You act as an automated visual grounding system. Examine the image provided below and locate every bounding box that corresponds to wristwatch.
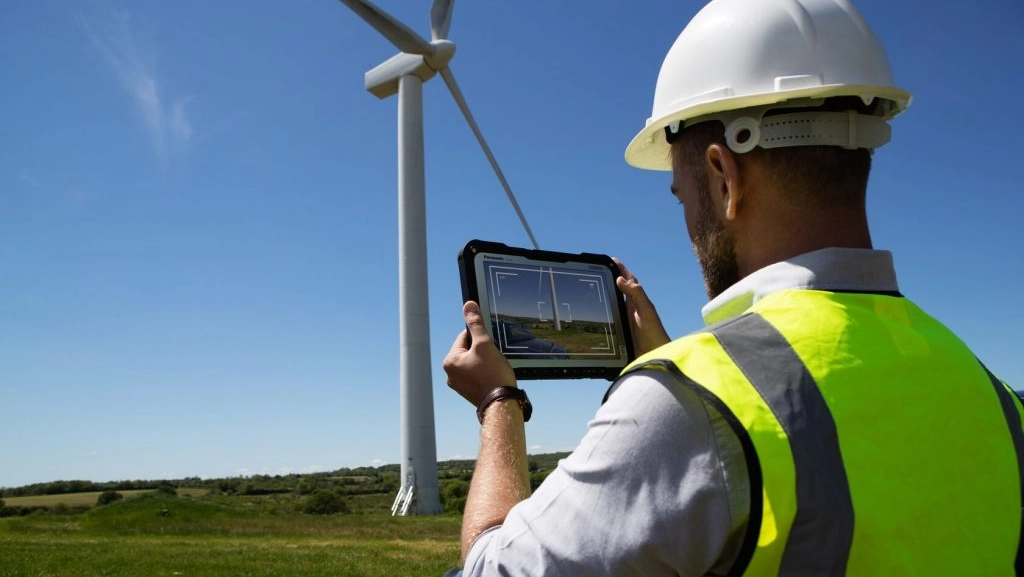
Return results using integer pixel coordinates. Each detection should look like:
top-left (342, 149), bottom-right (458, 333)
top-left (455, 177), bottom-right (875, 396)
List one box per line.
top-left (477, 386), bottom-right (532, 424)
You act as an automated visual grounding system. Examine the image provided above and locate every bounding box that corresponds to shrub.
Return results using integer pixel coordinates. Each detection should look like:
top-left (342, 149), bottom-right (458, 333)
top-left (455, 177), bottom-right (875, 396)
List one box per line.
top-left (153, 482), bottom-right (177, 496)
top-left (302, 490), bottom-right (350, 515)
top-left (97, 490), bottom-right (124, 506)
top-left (0, 505), bottom-right (48, 517)
top-left (441, 480), bottom-right (470, 514)
top-left (296, 478), bottom-right (316, 495)
top-left (529, 471), bottom-right (551, 491)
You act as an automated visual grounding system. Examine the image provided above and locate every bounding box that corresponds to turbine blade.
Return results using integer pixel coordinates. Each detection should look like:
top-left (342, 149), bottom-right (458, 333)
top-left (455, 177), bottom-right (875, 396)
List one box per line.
top-left (430, 0), bottom-right (454, 41)
top-left (336, 0), bottom-right (433, 56)
top-left (440, 66), bottom-right (540, 250)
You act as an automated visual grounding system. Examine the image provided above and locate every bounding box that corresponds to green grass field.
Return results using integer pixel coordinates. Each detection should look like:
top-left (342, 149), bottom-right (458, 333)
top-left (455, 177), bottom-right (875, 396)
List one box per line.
top-left (0, 492), bottom-right (461, 576)
top-left (2, 488), bottom-right (209, 508)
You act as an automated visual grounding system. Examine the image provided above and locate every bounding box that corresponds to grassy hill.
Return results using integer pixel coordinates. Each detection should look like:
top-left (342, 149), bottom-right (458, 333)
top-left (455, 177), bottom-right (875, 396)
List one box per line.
top-left (0, 453), bottom-right (572, 575)
top-left (2, 488), bottom-right (209, 509)
top-left (1, 491), bottom-right (462, 576)
top-left (0, 452), bottom-right (571, 508)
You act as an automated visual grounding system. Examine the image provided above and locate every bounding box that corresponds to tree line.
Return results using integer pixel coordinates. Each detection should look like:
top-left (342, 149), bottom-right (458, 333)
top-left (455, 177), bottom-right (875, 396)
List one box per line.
top-left (0, 452), bottom-right (571, 515)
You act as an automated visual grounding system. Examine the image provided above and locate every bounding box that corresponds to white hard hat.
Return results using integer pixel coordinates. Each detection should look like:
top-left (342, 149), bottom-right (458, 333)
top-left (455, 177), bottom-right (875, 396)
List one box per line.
top-left (625, 0), bottom-right (912, 171)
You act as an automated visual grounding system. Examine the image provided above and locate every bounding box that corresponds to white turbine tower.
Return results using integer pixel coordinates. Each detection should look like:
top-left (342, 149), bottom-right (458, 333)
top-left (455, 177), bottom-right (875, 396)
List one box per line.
top-left (334, 0), bottom-right (539, 515)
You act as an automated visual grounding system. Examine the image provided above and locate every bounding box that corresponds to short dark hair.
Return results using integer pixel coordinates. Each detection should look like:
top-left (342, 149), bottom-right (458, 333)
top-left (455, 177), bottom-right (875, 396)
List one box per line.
top-left (671, 98), bottom-right (875, 210)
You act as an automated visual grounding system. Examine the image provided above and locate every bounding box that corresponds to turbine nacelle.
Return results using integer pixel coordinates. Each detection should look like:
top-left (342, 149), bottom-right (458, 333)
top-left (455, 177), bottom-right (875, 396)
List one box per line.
top-left (362, 40), bottom-right (455, 100)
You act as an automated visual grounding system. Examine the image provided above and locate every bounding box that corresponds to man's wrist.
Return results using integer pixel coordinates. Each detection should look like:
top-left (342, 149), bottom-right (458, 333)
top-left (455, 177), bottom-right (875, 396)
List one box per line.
top-left (476, 386), bottom-right (532, 424)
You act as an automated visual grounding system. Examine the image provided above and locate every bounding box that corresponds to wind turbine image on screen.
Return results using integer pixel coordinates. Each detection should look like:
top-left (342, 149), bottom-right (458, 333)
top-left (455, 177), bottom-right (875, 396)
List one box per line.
top-left (334, 0), bottom-right (540, 515)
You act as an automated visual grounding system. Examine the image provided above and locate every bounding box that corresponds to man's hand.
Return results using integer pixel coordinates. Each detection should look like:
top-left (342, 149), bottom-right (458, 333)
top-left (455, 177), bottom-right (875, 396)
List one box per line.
top-left (444, 301), bottom-right (518, 407)
top-left (614, 258), bottom-right (671, 357)
top-left (445, 302), bottom-right (529, 562)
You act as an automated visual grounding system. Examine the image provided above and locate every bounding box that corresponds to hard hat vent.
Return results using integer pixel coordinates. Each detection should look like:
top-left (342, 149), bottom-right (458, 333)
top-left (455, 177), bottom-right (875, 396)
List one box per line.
top-left (719, 108), bottom-right (891, 153)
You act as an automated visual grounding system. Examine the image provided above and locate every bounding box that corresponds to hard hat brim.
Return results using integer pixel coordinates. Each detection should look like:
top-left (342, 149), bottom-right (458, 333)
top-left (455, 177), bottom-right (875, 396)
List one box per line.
top-left (624, 84), bottom-right (912, 171)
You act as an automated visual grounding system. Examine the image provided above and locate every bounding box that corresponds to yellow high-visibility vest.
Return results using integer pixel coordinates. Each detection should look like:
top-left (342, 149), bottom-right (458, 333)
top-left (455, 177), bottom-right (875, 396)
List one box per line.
top-left (623, 289), bottom-right (1024, 575)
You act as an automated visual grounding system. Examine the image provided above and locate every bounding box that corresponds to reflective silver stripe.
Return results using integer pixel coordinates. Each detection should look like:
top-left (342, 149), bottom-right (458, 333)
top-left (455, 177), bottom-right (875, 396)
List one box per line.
top-left (980, 365), bottom-right (1024, 573)
top-left (712, 313), bottom-right (853, 575)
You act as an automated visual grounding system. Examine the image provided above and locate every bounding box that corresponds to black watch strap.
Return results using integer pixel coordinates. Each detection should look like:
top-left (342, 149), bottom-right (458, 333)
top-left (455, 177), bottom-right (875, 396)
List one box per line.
top-left (477, 386), bottom-right (532, 424)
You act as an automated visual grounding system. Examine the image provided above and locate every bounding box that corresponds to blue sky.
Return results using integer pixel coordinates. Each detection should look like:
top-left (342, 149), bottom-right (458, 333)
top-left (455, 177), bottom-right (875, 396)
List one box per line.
top-left (2, 0), bottom-right (1022, 488)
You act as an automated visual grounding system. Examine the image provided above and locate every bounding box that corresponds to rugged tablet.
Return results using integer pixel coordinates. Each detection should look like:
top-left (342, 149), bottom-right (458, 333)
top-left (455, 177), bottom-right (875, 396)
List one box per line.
top-left (458, 240), bottom-right (634, 380)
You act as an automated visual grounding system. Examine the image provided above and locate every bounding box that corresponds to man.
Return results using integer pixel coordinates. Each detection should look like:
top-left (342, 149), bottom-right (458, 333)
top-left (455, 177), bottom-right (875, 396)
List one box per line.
top-left (443, 0), bottom-right (1024, 574)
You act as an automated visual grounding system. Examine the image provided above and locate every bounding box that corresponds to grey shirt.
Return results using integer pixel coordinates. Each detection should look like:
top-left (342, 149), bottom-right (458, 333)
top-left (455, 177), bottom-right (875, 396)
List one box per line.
top-left (463, 249), bottom-right (900, 577)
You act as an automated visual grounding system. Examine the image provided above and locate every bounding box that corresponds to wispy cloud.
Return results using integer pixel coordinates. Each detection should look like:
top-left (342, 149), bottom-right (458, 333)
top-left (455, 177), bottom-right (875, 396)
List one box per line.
top-left (79, 10), bottom-right (192, 163)
top-left (169, 96), bottom-right (194, 143)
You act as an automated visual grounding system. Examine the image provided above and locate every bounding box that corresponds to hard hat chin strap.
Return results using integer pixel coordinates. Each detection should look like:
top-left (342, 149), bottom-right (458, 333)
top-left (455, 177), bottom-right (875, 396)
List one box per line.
top-left (724, 110), bottom-right (891, 153)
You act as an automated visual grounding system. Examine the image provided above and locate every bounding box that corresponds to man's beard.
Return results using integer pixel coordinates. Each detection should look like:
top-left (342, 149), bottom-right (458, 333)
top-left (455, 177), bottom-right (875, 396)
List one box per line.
top-left (692, 172), bottom-right (740, 300)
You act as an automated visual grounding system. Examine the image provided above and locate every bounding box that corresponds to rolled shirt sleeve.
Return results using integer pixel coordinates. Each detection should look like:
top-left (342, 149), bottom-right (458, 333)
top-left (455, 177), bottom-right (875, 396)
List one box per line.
top-left (463, 369), bottom-right (750, 577)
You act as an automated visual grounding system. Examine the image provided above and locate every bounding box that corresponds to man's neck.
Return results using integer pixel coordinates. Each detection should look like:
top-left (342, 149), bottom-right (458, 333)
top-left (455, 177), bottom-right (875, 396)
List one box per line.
top-left (736, 209), bottom-right (872, 278)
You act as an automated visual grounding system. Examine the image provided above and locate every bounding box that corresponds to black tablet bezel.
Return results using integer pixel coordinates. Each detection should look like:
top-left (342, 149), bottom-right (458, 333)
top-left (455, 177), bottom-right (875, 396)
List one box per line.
top-left (458, 239), bottom-right (635, 380)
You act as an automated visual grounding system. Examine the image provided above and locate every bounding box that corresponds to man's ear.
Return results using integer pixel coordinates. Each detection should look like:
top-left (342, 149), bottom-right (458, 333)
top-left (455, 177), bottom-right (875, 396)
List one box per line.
top-left (706, 143), bottom-right (743, 221)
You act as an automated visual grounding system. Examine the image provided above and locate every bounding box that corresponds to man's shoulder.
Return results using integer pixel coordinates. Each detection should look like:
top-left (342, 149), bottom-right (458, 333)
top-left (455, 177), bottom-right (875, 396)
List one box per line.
top-left (621, 325), bottom-right (726, 376)
top-left (606, 360), bottom-right (726, 426)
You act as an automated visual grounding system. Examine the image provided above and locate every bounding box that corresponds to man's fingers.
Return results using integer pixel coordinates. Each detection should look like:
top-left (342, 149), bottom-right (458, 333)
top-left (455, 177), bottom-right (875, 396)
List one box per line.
top-left (444, 328), bottom-right (471, 387)
top-left (612, 257), bottom-right (632, 281)
top-left (616, 275), bottom-right (630, 292)
top-left (462, 301), bottom-right (491, 341)
top-left (617, 274), bottom-right (648, 303)
top-left (447, 328), bottom-right (470, 357)
top-left (613, 257), bottom-right (645, 299)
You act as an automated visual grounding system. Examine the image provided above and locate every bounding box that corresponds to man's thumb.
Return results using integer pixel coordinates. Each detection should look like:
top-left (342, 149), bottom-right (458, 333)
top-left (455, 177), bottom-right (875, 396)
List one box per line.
top-left (463, 301), bottom-right (488, 337)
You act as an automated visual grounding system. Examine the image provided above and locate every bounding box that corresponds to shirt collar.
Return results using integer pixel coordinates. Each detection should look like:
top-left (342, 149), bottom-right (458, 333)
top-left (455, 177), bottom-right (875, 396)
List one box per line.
top-left (701, 248), bottom-right (900, 325)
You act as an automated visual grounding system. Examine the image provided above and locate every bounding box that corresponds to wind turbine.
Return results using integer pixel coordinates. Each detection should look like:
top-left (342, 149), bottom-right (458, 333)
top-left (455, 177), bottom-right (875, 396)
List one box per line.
top-left (334, 0), bottom-right (539, 515)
